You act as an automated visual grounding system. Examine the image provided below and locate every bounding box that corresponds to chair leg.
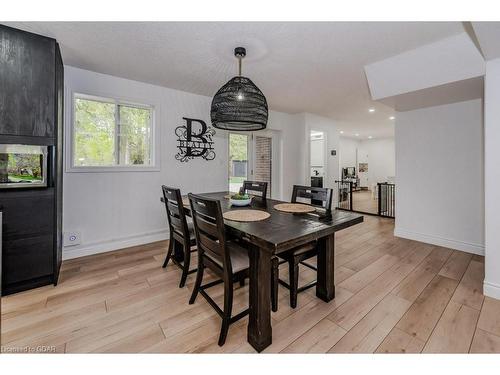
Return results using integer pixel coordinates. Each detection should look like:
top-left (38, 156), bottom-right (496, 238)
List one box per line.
top-left (189, 257), bottom-right (204, 304)
top-left (179, 240), bottom-right (191, 288)
top-left (162, 236), bottom-right (174, 268)
top-left (218, 278), bottom-right (233, 346)
top-left (289, 259), bottom-right (299, 309)
top-left (271, 257), bottom-right (279, 312)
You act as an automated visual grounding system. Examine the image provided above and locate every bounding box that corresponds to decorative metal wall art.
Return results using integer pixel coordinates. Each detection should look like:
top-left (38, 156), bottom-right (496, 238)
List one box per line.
top-left (175, 117), bottom-right (216, 162)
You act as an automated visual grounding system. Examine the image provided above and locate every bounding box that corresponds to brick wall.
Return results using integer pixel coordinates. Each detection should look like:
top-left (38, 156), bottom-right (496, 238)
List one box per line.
top-left (254, 136), bottom-right (272, 197)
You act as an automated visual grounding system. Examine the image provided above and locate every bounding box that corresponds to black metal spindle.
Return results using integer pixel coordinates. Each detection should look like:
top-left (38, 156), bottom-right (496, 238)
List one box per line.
top-left (377, 182), bottom-right (395, 219)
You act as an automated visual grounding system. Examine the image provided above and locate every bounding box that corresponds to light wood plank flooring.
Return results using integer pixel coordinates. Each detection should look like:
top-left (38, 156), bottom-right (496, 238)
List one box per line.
top-left (352, 190), bottom-right (378, 214)
top-left (1, 216), bottom-right (498, 353)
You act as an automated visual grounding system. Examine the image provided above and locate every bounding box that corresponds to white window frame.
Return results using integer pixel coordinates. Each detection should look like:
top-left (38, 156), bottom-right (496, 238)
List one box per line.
top-left (67, 92), bottom-right (159, 172)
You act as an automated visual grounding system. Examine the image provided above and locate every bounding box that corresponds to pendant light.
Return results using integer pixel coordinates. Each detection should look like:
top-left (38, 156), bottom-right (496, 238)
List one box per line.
top-left (210, 47), bottom-right (268, 131)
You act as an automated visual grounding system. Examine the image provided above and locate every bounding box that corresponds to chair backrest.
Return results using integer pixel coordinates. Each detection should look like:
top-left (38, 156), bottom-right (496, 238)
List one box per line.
top-left (188, 193), bottom-right (232, 274)
top-left (291, 185), bottom-right (333, 211)
top-left (162, 186), bottom-right (190, 240)
top-left (241, 180), bottom-right (268, 198)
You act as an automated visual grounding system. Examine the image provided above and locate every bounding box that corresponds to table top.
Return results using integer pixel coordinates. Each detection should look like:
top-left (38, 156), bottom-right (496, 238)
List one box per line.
top-left (163, 191), bottom-right (364, 254)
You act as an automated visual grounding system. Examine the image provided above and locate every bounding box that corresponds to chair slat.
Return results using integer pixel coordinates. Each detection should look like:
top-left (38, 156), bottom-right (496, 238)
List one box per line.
top-left (162, 185), bottom-right (190, 239)
top-left (241, 180), bottom-right (268, 198)
top-left (291, 185), bottom-right (332, 210)
top-left (167, 201), bottom-right (181, 216)
top-left (195, 215), bottom-right (220, 238)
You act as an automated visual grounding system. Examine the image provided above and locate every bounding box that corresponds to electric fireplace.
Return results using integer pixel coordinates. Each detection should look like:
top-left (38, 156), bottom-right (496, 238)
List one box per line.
top-left (0, 144), bottom-right (48, 189)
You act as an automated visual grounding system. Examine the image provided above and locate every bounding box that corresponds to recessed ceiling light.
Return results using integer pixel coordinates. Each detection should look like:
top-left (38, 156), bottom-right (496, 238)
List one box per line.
top-left (389, 116), bottom-right (395, 120)
top-left (355, 133), bottom-right (359, 137)
top-left (369, 108), bottom-right (375, 113)
top-left (368, 136), bottom-right (373, 139)
top-left (340, 130), bottom-right (344, 134)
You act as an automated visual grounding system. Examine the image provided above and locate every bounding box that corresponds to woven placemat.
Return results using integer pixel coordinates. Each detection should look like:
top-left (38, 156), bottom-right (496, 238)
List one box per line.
top-left (274, 203), bottom-right (316, 213)
top-left (223, 210), bottom-right (270, 222)
top-left (182, 197), bottom-right (190, 207)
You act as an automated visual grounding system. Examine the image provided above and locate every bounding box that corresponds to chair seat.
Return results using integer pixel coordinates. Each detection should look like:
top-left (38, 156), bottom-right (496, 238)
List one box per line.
top-left (204, 240), bottom-right (250, 273)
top-left (278, 241), bottom-right (316, 260)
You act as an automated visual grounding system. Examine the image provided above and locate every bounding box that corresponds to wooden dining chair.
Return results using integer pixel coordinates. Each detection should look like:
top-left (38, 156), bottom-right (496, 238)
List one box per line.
top-left (240, 180), bottom-right (268, 198)
top-left (277, 185), bottom-right (333, 308)
top-left (187, 193), bottom-right (251, 346)
top-left (161, 186), bottom-right (197, 288)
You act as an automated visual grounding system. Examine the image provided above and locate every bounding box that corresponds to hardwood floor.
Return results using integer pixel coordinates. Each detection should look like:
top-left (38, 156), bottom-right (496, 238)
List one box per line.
top-left (1, 215), bottom-right (498, 353)
top-left (352, 190), bottom-right (378, 214)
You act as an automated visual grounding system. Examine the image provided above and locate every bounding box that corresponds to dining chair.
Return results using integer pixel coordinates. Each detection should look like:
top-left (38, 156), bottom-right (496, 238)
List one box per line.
top-left (188, 193), bottom-right (278, 346)
top-left (187, 193), bottom-right (250, 346)
top-left (161, 186), bottom-right (197, 288)
top-left (277, 185), bottom-right (333, 308)
top-left (240, 180), bottom-right (268, 198)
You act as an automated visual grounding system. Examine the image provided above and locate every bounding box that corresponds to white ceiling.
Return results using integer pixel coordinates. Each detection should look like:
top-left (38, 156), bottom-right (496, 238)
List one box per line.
top-left (472, 22), bottom-right (500, 61)
top-left (5, 22), bottom-right (467, 138)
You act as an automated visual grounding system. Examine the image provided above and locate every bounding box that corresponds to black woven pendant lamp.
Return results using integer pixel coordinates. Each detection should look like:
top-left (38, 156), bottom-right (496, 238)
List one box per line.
top-left (211, 47), bottom-right (268, 131)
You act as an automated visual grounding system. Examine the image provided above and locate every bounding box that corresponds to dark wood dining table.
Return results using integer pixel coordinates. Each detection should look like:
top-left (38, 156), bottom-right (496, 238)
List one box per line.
top-left (161, 191), bottom-right (363, 352)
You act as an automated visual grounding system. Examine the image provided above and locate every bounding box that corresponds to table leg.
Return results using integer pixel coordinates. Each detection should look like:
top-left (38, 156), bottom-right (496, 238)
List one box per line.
top-left (248, 245), bottom-right (272, 352)
top-left (316, 233), bottom-right (336, 302)
top-left (173, 238), bottom-right (184, 263)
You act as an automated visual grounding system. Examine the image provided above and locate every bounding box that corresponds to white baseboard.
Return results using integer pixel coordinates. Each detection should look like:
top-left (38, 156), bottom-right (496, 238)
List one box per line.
top-left (394, 227), bottom-right (485, 256)
top-left (484, 281), bottom-right (500, 300)
top-left (62, 229), bottom-right (169, 260)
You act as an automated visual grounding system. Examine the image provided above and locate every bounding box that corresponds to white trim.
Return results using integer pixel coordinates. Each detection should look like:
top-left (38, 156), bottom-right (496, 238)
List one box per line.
top-left (483, 281), bottom-right (500, 300)
top-left (62, 229), bottom-right (168, 260)
top-left (394, 227), bottom-right (485, 255)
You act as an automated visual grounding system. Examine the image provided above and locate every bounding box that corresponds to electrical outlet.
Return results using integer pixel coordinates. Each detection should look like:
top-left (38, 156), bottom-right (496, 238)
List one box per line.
top-left (64, 232), bottom-right (81, 247)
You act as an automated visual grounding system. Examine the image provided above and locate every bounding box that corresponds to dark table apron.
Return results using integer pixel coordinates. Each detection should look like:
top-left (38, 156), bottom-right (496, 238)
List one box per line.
top-left (161, 191), bottom-right (363, 352)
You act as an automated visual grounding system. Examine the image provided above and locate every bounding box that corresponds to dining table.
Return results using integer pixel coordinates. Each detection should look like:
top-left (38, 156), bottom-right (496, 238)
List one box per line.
top-left (161, 191), bottom-right (363, 352)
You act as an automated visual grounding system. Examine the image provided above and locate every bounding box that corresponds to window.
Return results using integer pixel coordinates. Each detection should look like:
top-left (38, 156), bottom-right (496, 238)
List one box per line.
top-left (72, 94), bottom-right (154, 169)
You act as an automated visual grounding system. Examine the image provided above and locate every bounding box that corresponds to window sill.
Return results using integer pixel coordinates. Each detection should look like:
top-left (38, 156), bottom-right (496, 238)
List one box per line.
top-left (66, 166), bottom-right (160, 173)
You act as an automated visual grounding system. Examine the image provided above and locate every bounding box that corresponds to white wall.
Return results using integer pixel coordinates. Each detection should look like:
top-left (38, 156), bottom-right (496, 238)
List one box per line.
top-left (358, 138), bottom-right (395, 186)
top-left (339, 137), bottom-right (395, 187)
top-left (394, 99), bottom-right (484, 255)
top-left (265, 110), bottom-right (306, 201)
top-left (63, 67), bottom-right (306, 259)
top-left (484, 58), bottom-right (500, 299)
top-left (339, 137), bottom-right (358, 171)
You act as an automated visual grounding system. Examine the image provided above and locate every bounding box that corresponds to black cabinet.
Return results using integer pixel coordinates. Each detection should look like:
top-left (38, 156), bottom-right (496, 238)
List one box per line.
top-left (0, 26), bottom-right (56, 138)
top-left (1, 189), bottom-right (55, 239)
top-left (3, 235), bottom-right (54, 285)
top-left (0, 25), bottom-right (63, 295)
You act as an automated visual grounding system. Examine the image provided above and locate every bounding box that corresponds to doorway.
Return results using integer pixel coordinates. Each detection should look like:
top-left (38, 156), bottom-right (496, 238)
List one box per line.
top-left (310, 130), bottom-right (326, 191)
top-left (337, 136), bottom-right (395, 217)
top-left (228, 132), bottom-right (274, 197)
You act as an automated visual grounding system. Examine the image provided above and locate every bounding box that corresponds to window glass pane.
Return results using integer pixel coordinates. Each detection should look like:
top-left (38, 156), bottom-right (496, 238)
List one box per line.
top-left (119, 105), bottom-right (152, 165)
top-left (228, 133), bottom-right (248, 193)
top-left (74, 98), bottom-right (116, 166)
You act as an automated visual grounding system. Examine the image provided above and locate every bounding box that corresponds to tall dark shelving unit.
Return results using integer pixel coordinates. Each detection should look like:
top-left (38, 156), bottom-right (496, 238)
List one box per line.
top-left (0, 25), bottom-right (64, 295)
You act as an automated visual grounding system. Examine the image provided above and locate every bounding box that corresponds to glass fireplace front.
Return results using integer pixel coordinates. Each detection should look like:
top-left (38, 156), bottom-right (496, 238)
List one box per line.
top-left (0, 144), bottom-right (48, 189)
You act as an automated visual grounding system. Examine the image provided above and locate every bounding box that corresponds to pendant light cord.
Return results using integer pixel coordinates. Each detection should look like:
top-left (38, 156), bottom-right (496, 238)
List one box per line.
top-left (238, 56), bottom-right (242, 76)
